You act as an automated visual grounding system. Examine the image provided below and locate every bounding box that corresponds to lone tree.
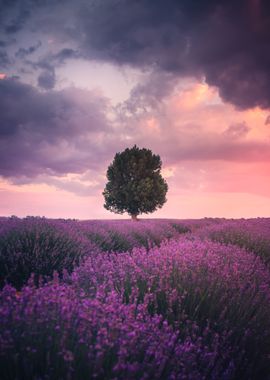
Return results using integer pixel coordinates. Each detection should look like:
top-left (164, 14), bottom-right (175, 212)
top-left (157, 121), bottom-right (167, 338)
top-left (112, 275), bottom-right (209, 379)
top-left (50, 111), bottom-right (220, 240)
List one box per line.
top-left (103, 145), bottom-right (168, 220)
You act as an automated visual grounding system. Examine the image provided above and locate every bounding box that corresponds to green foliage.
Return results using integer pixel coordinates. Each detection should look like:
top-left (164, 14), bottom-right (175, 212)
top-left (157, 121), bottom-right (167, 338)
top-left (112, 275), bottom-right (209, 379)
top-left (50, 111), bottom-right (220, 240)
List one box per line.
top-left (103, 145), bottom-right (168, 217)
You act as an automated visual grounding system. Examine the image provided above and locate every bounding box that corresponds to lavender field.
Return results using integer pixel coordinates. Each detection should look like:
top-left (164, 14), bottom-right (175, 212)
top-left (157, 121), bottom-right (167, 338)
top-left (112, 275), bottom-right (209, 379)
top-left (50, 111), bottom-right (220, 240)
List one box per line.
top-left (1, 217), bottom-right (270, 380)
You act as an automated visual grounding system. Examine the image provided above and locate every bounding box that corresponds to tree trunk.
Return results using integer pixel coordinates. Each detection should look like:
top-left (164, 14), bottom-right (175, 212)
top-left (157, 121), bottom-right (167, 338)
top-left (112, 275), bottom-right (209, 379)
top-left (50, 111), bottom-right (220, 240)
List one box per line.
top-left (131, 214), bottom-right (138, 221)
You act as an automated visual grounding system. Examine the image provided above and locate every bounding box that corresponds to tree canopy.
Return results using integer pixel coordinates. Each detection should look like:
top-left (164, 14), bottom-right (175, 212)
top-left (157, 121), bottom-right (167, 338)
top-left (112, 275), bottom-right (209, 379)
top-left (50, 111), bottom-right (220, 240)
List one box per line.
top-left (103, 145), bottom-right (168, 220)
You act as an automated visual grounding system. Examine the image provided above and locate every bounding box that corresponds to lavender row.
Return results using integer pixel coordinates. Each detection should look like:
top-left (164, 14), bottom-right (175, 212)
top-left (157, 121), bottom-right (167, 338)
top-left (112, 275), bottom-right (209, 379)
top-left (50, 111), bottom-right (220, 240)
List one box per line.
top-left (1, 237), bottom-right (270, 379)
top-left (197, 218), bottom-right (270, 265)
top-left (77, 219), bottom-right (191, 252)
top-left (0, 217), bottom-right (98, 289)
top-left (0, 217), bottom-right (191, 289)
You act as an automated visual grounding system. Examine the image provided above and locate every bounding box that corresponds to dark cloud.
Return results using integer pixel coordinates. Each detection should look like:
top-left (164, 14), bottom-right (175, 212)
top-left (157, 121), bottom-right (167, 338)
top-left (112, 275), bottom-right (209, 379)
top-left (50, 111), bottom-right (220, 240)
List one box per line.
top-left (54, 48), bottom-right (80, 64)
top-left (77, 0), bottom-right (270, 109)
top-left (0, 0), bottom-right (270, 199)
top-left (37, 68), bottom-right (56, 89)
top-left (24, 48), bottom-right (80, 89)
top-left (0, 0), bottom-right (48, 35)
top-left (1, 0), bottom-right (269, 110)
top-left (0, 50), bottom-right (10, 68)
top-left (78, 0), bottom-right (189, 68)
top-left (116, 71), bottom-right (176, 118)
top-left (0, 78), bottom-right (112, 178)
top-left (4, 8), bottom-right (31, 34)
top-left (0, 76), bottom-right (269, 197)
top-left (86, 0), bottom-right (262, 111)
top-left (15, 41), bottom-right (41, 59)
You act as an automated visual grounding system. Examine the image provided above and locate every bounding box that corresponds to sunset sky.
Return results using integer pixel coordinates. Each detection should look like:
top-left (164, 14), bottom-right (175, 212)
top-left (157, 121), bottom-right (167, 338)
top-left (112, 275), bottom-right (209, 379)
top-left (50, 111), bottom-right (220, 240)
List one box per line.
top-left (0, 0), bottom-right (270, 219)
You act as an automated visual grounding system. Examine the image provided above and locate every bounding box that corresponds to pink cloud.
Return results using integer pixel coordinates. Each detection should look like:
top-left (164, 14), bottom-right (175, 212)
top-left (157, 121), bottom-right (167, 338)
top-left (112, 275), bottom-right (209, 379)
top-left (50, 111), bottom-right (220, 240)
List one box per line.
top-left (1, 79), bottom-right (270, 218)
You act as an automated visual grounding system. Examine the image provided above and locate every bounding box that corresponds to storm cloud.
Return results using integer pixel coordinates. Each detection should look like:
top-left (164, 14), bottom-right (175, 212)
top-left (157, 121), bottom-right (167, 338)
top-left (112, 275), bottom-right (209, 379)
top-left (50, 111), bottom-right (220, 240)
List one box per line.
top-left (0, 78), bottom-right (112, 178)
top-left (1, 76), bottom-right (269, 180)
top-left (78, 0), bottom-right (270, 109)
top-left (0, 0), bottom-right (269, 204)
top-left (37, 68), bottom-right (56, 89)
top-left (0, 0), bottom-right (269, 109)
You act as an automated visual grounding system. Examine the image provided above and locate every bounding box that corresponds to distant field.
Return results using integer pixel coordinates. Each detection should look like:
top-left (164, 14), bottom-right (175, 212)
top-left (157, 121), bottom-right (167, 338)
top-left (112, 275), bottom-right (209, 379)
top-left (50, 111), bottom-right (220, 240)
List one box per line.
top-left (1, 217), bottom-right (270, 380)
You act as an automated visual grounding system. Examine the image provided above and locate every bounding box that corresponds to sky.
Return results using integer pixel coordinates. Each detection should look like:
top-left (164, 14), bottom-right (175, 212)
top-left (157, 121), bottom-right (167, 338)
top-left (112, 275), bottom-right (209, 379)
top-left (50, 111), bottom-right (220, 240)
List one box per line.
top-left (0, 0), bottom-right (270, 219)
